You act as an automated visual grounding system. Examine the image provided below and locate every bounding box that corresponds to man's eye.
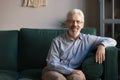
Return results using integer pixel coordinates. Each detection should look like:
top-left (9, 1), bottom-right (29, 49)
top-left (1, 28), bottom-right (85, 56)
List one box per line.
top-left (67, 20), bottom-right (83, 24)
top-left (76, 21), bottom-right (80, 23)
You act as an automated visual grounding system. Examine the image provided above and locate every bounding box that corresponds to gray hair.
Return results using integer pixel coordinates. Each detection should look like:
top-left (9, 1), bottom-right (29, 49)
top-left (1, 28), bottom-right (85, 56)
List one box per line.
top-left (67, 9), bottom-right (84, 22)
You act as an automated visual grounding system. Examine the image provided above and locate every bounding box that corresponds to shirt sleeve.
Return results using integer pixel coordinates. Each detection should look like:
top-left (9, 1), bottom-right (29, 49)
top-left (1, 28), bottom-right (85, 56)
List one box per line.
top-left (99, 37), bottom-right (117, 47)
top-left (46, 39), bottom-right (73, 75)
top-left (88, 34), bottom-right (117, 48)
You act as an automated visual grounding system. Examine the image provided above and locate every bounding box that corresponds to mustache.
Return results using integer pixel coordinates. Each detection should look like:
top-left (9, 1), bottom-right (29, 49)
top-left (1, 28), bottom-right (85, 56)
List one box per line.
top-left (71, 26), bottom-right (78, 29)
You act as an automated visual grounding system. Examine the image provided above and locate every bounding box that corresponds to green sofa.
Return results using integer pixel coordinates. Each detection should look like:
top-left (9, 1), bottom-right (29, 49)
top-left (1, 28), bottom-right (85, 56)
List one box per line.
top-left (0, 27), bottom-right (118, 80)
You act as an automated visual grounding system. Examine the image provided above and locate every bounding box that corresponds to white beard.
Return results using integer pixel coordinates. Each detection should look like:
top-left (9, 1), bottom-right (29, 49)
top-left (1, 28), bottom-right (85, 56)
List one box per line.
top-left (68, 30), bottom-right (79, 37)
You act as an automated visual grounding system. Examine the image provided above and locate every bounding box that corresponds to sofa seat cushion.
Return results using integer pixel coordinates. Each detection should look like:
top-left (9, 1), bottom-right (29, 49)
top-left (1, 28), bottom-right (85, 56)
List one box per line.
top-left (82, 56), bottom-right (103, 80)
top-left (19, 69), bottom-right (42, 80)
top-left (0, 70), bottom-right (18, 80)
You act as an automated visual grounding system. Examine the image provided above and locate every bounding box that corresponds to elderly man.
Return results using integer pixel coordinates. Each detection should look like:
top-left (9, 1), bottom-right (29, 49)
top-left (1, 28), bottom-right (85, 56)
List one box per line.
top-left (42, 9), bottom-right (117, 80)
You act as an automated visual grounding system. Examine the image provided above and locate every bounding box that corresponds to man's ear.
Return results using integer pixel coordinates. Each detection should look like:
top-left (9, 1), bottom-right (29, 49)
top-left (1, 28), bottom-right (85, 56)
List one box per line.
top-left (81, 22), bottom-right (84, 29)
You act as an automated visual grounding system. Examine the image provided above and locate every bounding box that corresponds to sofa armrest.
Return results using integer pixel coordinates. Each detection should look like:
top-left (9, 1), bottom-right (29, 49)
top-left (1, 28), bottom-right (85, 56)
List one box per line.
top-left (82, 46), bottom-right (118, 80)
top-left (104, 47), bottom-right (118, 80)
top-left (82, 51), bottom-right (103, 80)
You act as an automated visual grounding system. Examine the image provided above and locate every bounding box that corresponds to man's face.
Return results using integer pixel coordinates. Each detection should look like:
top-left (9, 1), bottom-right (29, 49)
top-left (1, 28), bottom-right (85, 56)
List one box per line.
top-left (66, 13), bottom-right (84, 35)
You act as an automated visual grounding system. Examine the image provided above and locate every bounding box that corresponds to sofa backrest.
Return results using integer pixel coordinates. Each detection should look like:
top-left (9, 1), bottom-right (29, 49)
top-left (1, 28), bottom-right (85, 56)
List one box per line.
top-left (0, 30), bottom-right (18, 71)
top-left (19, 27), bottom-right (96, 70)
top-left (19, 28), bottom-right (67, 70)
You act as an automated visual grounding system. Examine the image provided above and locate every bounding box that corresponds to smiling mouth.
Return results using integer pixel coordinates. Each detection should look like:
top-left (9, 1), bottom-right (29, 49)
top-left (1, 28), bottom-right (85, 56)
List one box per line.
top-left (71, 27), bottom-right (78, 31)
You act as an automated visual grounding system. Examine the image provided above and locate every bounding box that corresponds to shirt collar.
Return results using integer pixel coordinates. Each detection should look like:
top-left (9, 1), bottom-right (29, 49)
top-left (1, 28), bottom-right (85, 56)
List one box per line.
top-left (65, 32), bottom-right (82, 41)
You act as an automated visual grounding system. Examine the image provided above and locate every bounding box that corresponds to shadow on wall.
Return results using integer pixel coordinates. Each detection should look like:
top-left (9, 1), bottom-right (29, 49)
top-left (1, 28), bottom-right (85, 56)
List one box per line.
top-left (84, 0), bottom-right (99, 29)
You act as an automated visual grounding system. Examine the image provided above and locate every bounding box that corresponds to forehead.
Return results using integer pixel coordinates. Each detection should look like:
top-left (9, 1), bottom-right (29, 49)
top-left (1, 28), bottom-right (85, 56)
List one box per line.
top-left (67, 13), bottom-right (83, 20)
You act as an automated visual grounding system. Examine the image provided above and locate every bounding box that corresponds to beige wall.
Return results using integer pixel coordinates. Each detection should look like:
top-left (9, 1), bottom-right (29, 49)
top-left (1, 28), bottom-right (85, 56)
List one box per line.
top-left (0, 0), bottom-right (98, 30)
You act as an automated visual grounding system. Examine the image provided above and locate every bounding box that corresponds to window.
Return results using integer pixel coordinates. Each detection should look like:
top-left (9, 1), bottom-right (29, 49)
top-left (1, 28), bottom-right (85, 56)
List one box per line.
top-left (99, 0), bottom-right (120, 48)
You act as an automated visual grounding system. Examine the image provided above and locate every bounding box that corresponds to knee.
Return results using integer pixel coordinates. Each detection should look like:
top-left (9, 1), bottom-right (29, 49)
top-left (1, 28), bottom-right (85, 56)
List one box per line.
top-left (67, 74), bottom-right (82, 80)
top-left (42, 74), bottom-right (66, 80)
top-left (55, 76), bottom-right (66, 80)
top-left (42, 70), bottom-right (66, 80)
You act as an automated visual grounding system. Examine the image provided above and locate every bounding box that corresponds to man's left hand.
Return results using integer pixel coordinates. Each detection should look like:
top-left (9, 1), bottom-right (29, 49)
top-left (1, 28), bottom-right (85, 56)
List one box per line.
top-left (95, 44), bottom-right (105, 64)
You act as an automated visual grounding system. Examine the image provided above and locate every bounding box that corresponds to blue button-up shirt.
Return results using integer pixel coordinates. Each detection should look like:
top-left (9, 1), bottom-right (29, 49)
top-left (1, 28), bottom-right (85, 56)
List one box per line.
top-left (46, 33), bottom-right (117, 75)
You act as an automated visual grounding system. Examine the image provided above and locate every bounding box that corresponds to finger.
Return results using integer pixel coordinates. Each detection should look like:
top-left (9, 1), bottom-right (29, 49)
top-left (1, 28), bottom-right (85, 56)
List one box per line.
top-left (100, 53), bottom-right (102, 64)
top-left (102, 53), bottom-right (105, 61)
top-left (100, 54), bottom-right (103, 64)
top-left (95, 54), bottom-right (98, 63)
top-left (96, 54), bottom-right (100, 64)
top-left (96, 51), bottom-right (101, 63)
top-left (96, 54), bottom-right (101, 63)
top-left (98, 56), bottom-right (101, 64)
top-left (99, 53), bottom-right (105, 64)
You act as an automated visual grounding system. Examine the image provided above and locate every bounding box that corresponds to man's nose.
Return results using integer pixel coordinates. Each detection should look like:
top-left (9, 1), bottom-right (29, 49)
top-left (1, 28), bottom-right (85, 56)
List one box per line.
top-left (72, 21), bottom-right (77, 26)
